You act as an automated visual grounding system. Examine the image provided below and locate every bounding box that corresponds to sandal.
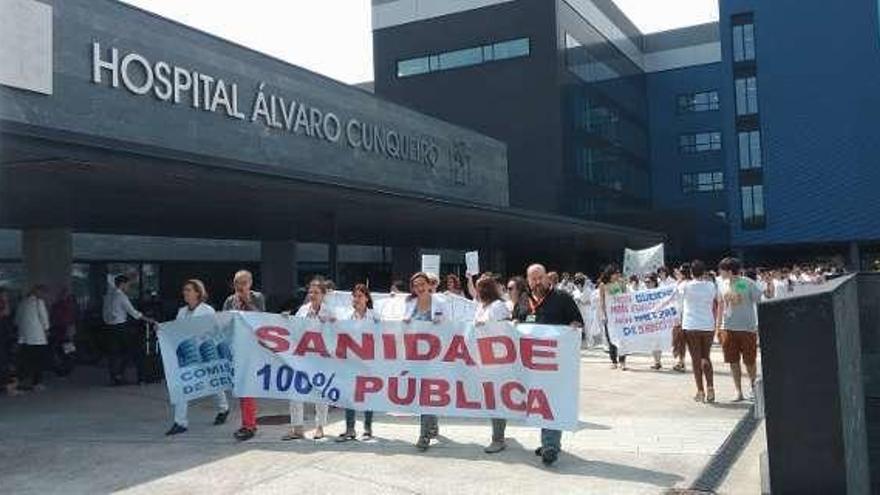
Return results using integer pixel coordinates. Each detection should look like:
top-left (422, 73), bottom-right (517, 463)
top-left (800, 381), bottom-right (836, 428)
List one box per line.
top-left (672, 363), bottom-right (685, 372)
top-left (693, 391), bottom-right (705, 403)
top-left (281, 431), bottom-right (304, 441)
top-left (706, 388), bottom-right (716, 403)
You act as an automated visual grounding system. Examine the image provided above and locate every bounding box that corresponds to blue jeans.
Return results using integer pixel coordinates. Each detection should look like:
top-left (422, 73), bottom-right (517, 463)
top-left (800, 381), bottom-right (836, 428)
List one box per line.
top-left (541, 428), bottom-right (561, 451)
top-left (345, 409), bottom-right (373, 431)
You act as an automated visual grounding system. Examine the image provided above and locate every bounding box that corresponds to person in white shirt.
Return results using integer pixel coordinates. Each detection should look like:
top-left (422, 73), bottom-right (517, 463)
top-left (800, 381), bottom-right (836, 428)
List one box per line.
top-left (165, 280), bottom-right (229, 436)
top-left (283, 277), bottom-right (334, 441)
top-left (102, 275), bottom-right (154, 386)
top-left (472, 275), bottom-right (512, 454)
top-left (404, 272), bottom-right (448, 452)
top-left (570, 273), bottom-right (593, 343)
top-left (15, 285), bottom-right (50, 391)
top-left (336, 283), bottom-right (379, 443)
top-left (677, 261), bottom-right (719, 403)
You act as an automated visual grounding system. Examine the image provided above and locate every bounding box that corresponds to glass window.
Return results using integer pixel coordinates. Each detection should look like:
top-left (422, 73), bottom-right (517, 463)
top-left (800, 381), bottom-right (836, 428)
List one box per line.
top-left (735, 76), bottom-right (759, 115)
top-left (397, 37), bottom-right (530, 78)
top-left (492, 38), bottom-right (529, 60)
top-left (397, 57), bottom-right (430, 77)
top-left (678, 91), bottom-right (720, 113)
top-left (682, 171), bottom-right (724, 193)
top-left (680, 132), bottom-right (722, 153)
top-left (741, 185), bottom-right (765, 227)
top-left (738, 130), bottom-right (762, 169)
top-left (733, 23), bottom-right (756, 62)
top-left (438, 46), bottom-right (483, 70)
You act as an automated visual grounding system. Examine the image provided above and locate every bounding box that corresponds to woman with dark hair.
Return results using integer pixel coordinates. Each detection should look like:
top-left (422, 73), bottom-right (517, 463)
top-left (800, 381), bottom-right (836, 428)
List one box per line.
top-left (670, 263), bottom-right (692, 373)
top-left (472, 275), bottom-right (512, 453)
top-left (598, 265), bottom-right (628, 370)
top-left (403, 272), bottom-right (448, 451)
top-left (474, 276), bottom-right (510, 324)
top-left (336, 283), bottom-right (378, 442)
top-left (284, 277), bottom-right (333, 441)
top-left (443, 274), bottom-right (464, 297)
top-left (165, 279), bottom-right (228, 435)
top-left (505, 275), bottom-right (528, 314)
top-left (677, 261), bottom-right (719, 403)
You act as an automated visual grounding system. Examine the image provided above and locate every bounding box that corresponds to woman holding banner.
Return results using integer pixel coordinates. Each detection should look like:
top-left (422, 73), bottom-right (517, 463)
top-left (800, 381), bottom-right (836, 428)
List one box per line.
top-left (336, 283), bottom-right (378, 442)
top-left (404, 272), bottom-right (448, 452)
top-left (165, 279), bottom-right (229, 436)
top-left (678, 260), bottom-right (719, 403)
top-left (283, 277), bottom-right (333, 441)
top-left (598, 265), bottom-right (628, 370)
top-left (473, 275), bottom-right (512, 454)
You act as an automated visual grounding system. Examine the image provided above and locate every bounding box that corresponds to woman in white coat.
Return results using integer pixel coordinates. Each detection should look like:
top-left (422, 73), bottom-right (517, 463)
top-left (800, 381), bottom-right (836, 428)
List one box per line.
top-left (283, 277), bottom-right (334, 441)
top-left (166, 279), bottom-right (229, 436)
top-left (404, 272), bottom-right (448, 452)
top-left (473, 275), bottom-right (512, 454)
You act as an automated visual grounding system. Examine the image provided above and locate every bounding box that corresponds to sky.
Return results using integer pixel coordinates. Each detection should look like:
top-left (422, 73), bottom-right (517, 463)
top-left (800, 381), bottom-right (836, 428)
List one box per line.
top-left (121, 0), bottom-right (719, 84)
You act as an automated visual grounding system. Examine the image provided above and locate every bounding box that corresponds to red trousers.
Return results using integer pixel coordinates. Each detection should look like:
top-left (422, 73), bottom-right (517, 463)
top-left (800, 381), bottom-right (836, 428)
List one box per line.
top-left (240, 398), bottom-right (257, 429)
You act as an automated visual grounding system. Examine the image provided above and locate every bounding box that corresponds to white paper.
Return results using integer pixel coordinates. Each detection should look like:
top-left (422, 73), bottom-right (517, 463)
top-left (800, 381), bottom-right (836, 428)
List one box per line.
top-left (465, 251), bottom-right (479, 276)
top-left (421, 254), bottom-right (441, 277)
top-left (622, 243), bottom-right (665, 277)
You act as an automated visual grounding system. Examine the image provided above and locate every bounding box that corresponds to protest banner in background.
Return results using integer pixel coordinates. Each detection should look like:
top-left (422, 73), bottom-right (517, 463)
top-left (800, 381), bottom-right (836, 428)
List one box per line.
top-left (421, 254), bottom-right (441, 277)
top-left (623, 243), bottom-right (665, 277)
top-left (323, 290), bottom-right (476, 322)
top-left (157, 313), bottom-right (236, 405)
top-left (465, 251), bottom-right (480, 275)
top-left (605, 286), bottom-right (677, 355)
top-left (160, 312), bottom-right (581, 430)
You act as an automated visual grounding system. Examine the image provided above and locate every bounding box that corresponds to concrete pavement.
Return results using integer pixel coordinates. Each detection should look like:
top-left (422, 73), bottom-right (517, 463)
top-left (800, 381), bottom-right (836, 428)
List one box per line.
top-left (0, 347), bottom-right (760, 494)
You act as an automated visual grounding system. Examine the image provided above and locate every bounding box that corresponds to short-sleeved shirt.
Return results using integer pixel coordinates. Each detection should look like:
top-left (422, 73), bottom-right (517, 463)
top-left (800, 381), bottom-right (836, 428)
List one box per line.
top-left (677, 280), bottom-right (717, 331)
top-left (719, 277), bottom-right (763, 332)
top-left (474, 299), bottom-right (511, 324)
top-left (513, 289), bottom-right (583, 326)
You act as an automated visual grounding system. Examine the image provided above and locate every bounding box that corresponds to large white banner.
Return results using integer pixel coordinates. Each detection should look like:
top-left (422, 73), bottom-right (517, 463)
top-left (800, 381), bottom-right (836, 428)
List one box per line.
top-left (160, 312), bottom-right (581, 430)
top-left (623, 243), bottom-right (665, 277)
top-left (605, 286), bottom-right (677, 355)
top-left (158, 313), bottom-right (236, 405)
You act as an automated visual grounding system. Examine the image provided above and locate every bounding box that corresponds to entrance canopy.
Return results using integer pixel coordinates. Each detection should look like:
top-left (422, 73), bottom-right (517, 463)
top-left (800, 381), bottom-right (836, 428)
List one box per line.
top-left (0, 0), bottom-right (662, 260)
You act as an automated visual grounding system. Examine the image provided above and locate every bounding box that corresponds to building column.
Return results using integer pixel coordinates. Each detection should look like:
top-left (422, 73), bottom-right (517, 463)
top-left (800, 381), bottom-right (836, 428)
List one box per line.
top-left (260, 239), bottom-right (297, 312)
top-left (328, 213), bottom-right (339, 284)
top-left (391, 246), bottom-right (418, 282)
top-left (22, 228), bottom-right (72, 302)
top-left (848, 242), bottom-right (861, 272)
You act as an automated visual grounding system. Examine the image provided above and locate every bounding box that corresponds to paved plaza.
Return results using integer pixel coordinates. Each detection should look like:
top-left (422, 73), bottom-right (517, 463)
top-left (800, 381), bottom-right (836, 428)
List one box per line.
top-left (0, 348), bottom-right (761, 494)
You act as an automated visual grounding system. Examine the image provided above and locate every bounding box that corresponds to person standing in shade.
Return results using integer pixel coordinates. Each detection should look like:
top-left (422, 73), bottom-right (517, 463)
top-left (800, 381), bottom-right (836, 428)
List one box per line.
top-left (0, 288), bottom-right (16, 396)
top-left (336, 283), bottom-right (378, 442)
top-left (283, 277), bottom-right (333, 441)
top-left (677, 261), bottom-right (719, 403)
top-left (717, 258), bottom-right (766, 401)
top-left (223, 270), bottom-right (266, 441)
top-left (473, 275), bottom-right (512, 454)
top-left (512, 264), bottom-right (583, 466)
top-left (103, 275), bottom-right (155, 386)
top-left (405, 272), bottom-right (448, 452)
top-left (598, 265), bottom-right (628, 370)
top-left (165, 279), bottom-right (229, 436)
top-left (16, 285), bottom-right (50, 391)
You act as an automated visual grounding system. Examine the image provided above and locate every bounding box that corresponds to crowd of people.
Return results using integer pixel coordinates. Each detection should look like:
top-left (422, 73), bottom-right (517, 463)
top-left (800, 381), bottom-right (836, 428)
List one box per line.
top-left (0, 257), bottom-right (843, 466)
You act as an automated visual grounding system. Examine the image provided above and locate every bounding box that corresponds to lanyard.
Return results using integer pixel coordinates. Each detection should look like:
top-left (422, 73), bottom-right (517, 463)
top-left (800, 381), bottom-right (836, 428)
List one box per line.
top-left (528, 292), bottom-right (547, 314)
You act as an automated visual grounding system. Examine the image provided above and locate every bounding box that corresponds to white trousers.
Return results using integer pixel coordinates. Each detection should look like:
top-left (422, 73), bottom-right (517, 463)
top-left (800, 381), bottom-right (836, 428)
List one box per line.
top-left (172, 391), bottom-right (229, 428)
top-left (289, 400), bottom-right (328, 428)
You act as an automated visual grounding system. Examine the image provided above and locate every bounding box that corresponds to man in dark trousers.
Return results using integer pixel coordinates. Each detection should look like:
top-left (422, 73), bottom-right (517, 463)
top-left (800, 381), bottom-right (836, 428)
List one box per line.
top-left (513, 263), bottom-right (583, 466)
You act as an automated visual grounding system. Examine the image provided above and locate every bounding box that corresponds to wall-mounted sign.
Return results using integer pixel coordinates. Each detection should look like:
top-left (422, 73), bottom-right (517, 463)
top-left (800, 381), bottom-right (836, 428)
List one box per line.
top-left (91, 42), bottom-right (440, 167)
